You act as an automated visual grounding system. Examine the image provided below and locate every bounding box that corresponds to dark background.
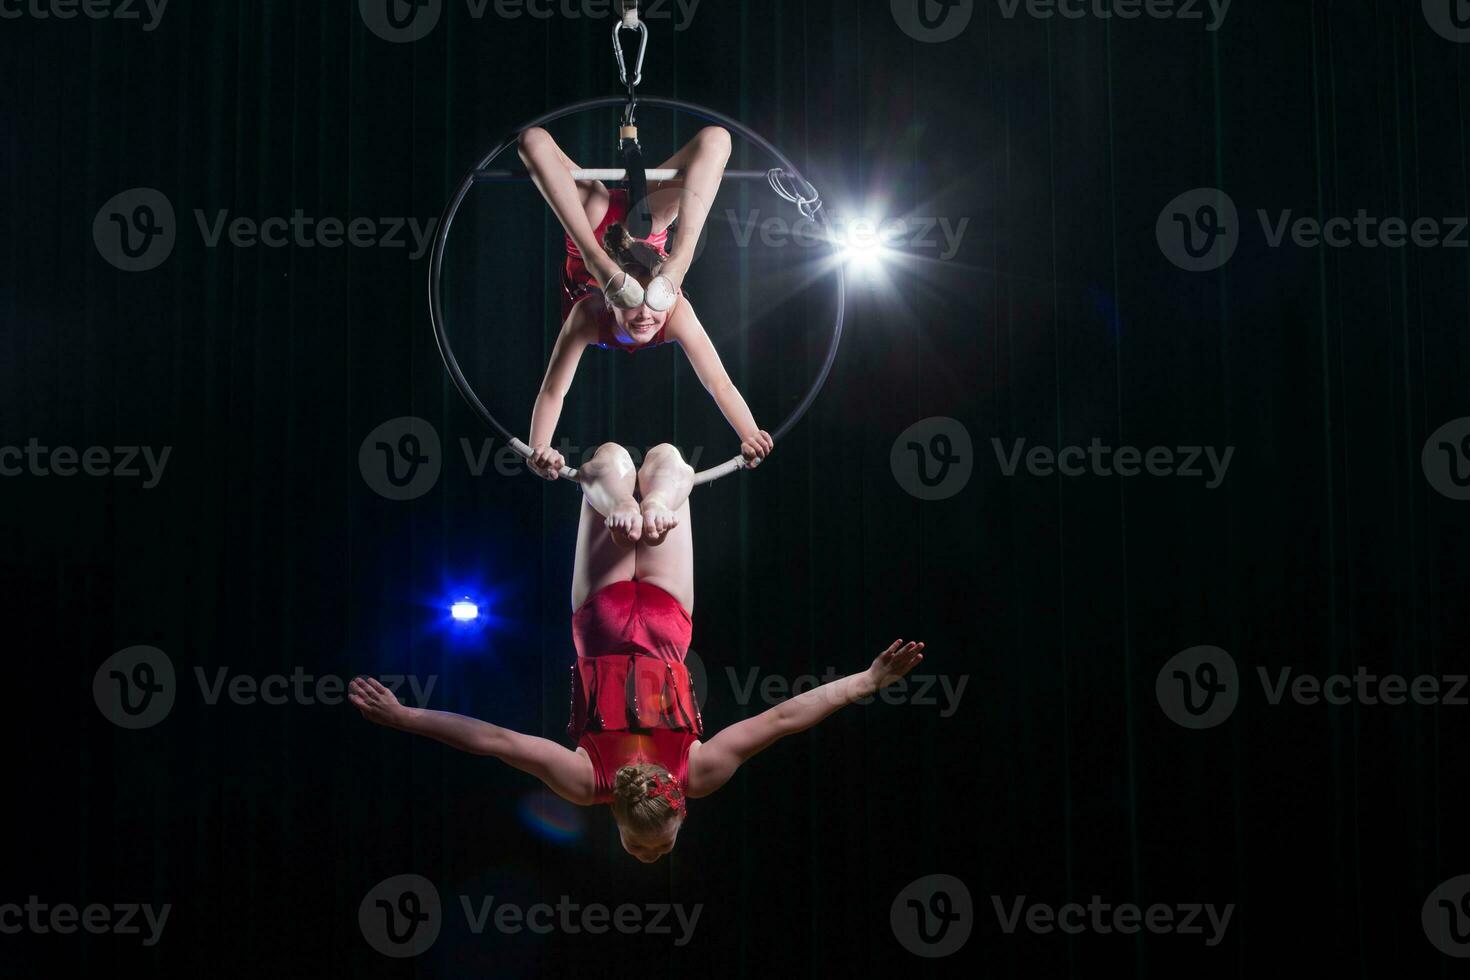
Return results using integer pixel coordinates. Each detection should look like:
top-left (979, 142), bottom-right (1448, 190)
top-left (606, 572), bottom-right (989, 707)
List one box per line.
top-left (3, 0), bottom-right (1469, 976)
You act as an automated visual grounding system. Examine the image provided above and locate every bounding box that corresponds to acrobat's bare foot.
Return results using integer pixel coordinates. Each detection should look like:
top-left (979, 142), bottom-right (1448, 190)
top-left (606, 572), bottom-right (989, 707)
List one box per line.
top-left (606, 497), bottom-right (644, 548)
top-left (639, 495), bottom-right (680, 546)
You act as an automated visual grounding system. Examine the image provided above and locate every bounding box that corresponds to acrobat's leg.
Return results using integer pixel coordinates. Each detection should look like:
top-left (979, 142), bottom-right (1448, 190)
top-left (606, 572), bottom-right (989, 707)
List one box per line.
top-left (519, 127), bottom-right (620, 286)
top-left (636, 443), bottom-right (694, 545)
top-left (572, 444), bottom-right (643, 610)
top-left (646, 126), bottom-right (732, 291)
top-left (633, 447), bottom-right (694, 614)
top-left (577, 442), bottom-right (643, 544)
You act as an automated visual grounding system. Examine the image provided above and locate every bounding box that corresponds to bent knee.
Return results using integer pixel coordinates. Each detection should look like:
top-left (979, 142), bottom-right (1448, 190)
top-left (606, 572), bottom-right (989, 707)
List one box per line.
top-left (696, 126), bottom-right (732, 156)
top-left (518, 126), bottom-right (554, 157)
top-left (645, 443), bottom-right (691, 470)
top-left (593, 442), bottom-right (635, 464)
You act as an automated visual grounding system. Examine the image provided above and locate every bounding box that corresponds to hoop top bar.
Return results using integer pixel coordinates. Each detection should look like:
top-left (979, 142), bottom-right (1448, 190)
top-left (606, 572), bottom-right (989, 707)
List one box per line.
top-left (473, 168), bottom-right (773, 183)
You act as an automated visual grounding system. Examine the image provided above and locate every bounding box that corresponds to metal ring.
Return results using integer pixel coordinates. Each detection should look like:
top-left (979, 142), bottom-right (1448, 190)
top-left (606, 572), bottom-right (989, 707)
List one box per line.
top-left (428, 96), bottom-right (848, 487)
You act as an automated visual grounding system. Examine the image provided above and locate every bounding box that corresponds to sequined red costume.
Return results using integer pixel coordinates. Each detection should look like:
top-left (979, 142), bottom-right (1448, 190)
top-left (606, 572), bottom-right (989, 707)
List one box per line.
top-left (568, 580), bottom-right (701, 804)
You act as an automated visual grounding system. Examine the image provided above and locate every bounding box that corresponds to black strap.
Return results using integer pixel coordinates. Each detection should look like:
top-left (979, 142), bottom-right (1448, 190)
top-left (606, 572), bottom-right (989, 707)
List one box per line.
top-left (620, 137), bottom-right (653, 238)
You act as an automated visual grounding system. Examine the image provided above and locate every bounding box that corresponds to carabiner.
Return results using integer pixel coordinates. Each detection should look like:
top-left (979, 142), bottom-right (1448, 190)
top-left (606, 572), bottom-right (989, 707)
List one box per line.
top-left (612, 18), bottom-right (649, 89)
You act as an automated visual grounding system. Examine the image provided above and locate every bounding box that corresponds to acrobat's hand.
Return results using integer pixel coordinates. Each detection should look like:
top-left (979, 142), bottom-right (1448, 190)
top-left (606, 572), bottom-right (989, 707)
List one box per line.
top-left (741, 430), bottom-right (774, 469)
top-left (865, 639), bottom-right (925, 692)
top-left (349, 676), bottom-right (412, 729)
top-left (528, 444), bottom-right (566, 481)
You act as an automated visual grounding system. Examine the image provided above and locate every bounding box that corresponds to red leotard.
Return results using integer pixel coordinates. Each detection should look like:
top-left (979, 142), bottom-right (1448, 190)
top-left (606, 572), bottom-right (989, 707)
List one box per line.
top-left (568, 580), bottom-right (701, 803)
top-left (561, 189), bottom-right (681, 352)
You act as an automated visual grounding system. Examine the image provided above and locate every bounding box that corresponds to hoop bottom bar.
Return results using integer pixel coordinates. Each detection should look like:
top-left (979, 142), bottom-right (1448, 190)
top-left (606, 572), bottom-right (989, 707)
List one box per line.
top-left (508, 436), bottom-right (744, 486)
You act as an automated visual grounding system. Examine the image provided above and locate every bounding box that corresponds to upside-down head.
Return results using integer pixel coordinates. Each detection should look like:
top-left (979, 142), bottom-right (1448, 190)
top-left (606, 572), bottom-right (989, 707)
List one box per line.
top-left (601, 223), bottom-right (673, 342)
top-left (611, 762), bottom-right (686, 863)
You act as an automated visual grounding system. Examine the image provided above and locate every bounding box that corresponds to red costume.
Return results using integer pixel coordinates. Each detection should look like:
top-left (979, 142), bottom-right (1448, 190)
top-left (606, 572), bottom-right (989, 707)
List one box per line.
top-left (568, 580), bottom-right (701, 804)
top-left (561, 189), bottom-right (680, 352)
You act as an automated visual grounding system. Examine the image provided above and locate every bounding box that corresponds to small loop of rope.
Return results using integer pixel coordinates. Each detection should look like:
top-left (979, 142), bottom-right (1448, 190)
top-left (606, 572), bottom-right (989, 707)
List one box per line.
top-left (767, 168), bottom-right (823, 220)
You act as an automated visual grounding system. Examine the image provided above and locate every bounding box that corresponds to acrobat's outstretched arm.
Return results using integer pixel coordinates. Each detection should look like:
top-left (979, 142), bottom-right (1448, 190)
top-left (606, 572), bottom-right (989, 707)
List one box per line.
top-left (349, 676), bottom-right (596, 805)
top-left (667, 302), bottom-right (774, 468)
top-left (685, 639), bottom-right (925, 798)
top-left (526, 311), bottom-right (594, 480)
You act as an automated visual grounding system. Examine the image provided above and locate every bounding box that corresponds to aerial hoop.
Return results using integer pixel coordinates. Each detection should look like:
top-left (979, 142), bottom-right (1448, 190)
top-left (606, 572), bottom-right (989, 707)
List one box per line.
top-left (428, 95), bottom-right (847, 487)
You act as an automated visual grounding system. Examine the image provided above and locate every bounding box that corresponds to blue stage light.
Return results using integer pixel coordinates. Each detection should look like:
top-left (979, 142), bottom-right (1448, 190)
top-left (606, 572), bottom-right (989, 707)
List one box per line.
top-left (450, 598), bottom-right (480, 622)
